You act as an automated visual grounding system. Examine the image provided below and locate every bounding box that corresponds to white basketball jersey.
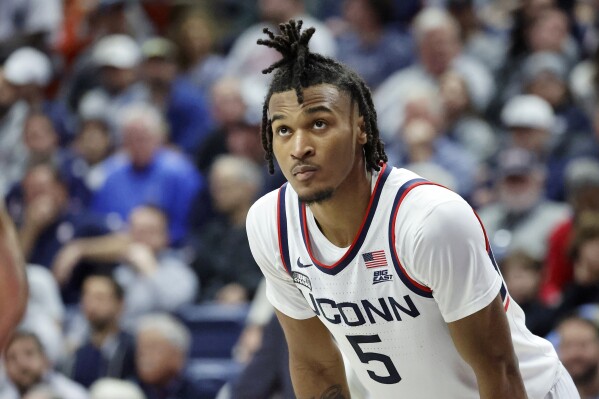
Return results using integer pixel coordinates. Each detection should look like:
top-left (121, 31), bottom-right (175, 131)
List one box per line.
top-left (247, 164), bottom-right (560, 398)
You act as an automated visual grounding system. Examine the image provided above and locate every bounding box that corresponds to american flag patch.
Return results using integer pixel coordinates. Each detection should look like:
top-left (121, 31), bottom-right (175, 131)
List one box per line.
top-left (362, 250), bottom-right (387, 268)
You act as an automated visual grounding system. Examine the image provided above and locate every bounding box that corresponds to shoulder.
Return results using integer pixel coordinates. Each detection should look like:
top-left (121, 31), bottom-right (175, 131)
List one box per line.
top-left (247, 188), bottom-right (281, 231)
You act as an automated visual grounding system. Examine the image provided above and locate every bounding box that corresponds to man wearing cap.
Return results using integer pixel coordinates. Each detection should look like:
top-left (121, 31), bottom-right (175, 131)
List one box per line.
top-left (3, 47), bottom-right (74, 144)
top-left (138, 37), bottom-right (213, 155)
top-left (477, 147), bottom-right (569, 262)
top-left (82, 34), bottom-right (146, 139)
top-left (501, 93), bottom-right (591, 201)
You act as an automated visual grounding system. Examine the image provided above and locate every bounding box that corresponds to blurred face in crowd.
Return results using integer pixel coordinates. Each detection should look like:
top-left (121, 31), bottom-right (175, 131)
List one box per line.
top-left (440, 71), bottom-right (470, 118)
top-left (501, 256), bottom-right (540, 304)
top-left (527, 9), bottom-right (568, 53)
top-left (74, 120), bottom-right (112, 165)
top-left (344, 0), bottom-right (381, 31)
top-left (22, 165), bottom-right (67, 209)
top-left (23, 114), bottom-right (58, 159)
top-left (574, 237), bottom-right (599, 285)
top-left (82, 276), bottom-right (123, 332)
top-left (226, 123), bottom-right (264, 163)
top-left (558, 318), bottom-right (599, 385)
top-left (211, 78), bottom-right (246, 127)
top-left (122, 118), bottom-right (162, 168)
top-left (101, 66), bottom-right (136, 95)
top-left (142, 57), bottom-right (177, 89)
top-left (136, 329), bottom-right (183, 386)
top-left (498, 172), bottom-right (543, 213)
top-left (526, 72), bottom-right (567, 108)
top-left (178, 14), bottom-right (214, 61)
top-left (4, 336), bottom-right (48, 393)
top-left (128, 207), bottom-right (168, 253)
top-left (259, 0), bottom-right (300, 23)
top-left (510, 126), bottom-right (550, 155)
top-left (209, 161), bottom-right (257, 216)
top-left (418, 25), bottom-right (461, 77)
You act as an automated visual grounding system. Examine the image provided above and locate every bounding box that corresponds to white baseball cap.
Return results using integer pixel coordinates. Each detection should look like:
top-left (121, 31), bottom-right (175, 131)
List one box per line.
top-left (92, 34), bottom-right (141, 69)
top-left (4, 47), bottom-right (52, 86)
top-left (501, 95), bottom-right (555, 131)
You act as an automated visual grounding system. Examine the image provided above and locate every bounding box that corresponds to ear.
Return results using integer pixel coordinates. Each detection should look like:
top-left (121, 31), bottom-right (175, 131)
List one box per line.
top-left (356, 115), bottom-right (367, 145)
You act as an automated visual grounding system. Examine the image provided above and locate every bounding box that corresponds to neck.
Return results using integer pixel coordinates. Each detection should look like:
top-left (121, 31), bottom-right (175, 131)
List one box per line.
top-left (357, 24), bottom-right (383, 45)
top-left (90, 321), bottom-right (119, 347)
top-left (309, 161), bottom-right (373, 248)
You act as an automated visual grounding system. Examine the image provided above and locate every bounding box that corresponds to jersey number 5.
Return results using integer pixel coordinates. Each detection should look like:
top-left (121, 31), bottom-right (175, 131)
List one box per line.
top-left (346, 334), bottom-right (401, 384)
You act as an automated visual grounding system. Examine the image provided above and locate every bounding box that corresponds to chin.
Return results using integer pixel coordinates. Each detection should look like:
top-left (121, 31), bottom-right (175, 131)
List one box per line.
top-left (298, 188), bottom-right (334, 205)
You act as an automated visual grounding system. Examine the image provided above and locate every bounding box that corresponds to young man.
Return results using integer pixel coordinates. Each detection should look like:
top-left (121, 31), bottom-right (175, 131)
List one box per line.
top-left (246, 20), bottom-right (578, 398)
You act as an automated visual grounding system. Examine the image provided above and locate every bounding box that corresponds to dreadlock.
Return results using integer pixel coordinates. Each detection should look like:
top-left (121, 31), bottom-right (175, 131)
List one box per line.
top-left (257, 19), bottom-right (387, 174)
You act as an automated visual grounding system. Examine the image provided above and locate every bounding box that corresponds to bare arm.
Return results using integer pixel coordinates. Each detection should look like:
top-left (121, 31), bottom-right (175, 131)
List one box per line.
top-left (52, 233), bottom-right (131, 285)
top-left (275, 310), bottom-right (351, 399)
top-left (0, 205), bottom-right (28, 350)
top-left (447, 294), bottom-right (527, 399)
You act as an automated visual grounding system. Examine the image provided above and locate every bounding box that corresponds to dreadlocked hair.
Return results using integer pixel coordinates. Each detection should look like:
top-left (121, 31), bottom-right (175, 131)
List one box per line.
top-left (257, 19), bottom-right (387, 174)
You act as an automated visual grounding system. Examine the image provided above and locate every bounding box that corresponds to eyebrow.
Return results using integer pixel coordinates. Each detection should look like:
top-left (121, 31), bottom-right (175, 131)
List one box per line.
top-left (269, 105), bottom-right (334, 124)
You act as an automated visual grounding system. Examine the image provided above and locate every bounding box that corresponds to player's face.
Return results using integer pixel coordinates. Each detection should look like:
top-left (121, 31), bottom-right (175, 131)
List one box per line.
top-left (269, 84), bottom-right (367, 204)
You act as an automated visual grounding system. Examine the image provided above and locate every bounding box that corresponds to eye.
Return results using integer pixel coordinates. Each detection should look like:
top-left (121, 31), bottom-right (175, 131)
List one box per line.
top-left (313, 120), bottom-right (327, 129)
top-left (275, 126), bottom-right (292, 136)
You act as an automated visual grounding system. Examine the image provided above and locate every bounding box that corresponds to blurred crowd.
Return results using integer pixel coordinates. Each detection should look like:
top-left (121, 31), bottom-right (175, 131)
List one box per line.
top-left (2, 0), bottom-right (599, 398)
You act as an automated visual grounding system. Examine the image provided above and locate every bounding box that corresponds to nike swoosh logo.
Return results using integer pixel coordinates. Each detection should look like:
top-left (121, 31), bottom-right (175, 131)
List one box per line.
top-left (296, 257), bottom-right (313, 268)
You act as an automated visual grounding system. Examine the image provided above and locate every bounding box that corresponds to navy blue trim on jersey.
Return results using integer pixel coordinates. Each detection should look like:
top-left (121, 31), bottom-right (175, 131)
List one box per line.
top-left (277, 183), bottom-right (292, 276)
top-left (298, 164), bottom-right (392, 276)
top-left (388, 178), bottom-right (435, 298)
top-left (487, 247), bottom-right (508, 302)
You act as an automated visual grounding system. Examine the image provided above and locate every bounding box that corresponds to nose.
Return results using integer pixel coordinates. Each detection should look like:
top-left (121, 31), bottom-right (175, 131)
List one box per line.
top-left (290, 130), bottom-right (314, 160)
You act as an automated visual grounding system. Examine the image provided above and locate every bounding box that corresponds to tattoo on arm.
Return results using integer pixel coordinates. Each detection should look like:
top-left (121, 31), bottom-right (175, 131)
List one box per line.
top-left (310, 384), bottom-right (347, 399)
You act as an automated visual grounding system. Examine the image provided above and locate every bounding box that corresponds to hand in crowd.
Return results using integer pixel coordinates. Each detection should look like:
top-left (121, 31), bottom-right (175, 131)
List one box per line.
top-left (123, 242), bottom-right (158, 276)
top-left (52, 241), bottom-right (83, 286)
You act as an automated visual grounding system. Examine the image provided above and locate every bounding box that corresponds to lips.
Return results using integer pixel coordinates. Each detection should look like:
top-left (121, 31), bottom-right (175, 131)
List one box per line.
top-left (292, 164), bottom-right (318, 181)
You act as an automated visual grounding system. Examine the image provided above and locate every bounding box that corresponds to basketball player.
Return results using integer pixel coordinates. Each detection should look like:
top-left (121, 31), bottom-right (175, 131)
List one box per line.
top-left (0, 202), bottom-right (27, 351)
top-left (246, 20), bottom-right (578, 398)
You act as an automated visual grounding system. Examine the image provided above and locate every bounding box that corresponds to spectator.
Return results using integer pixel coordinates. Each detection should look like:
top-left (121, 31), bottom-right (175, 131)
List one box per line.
top-left (541, 158), bottom-right (599, 305)
top-left (90, 378), bottom-right (146, 399)
top-left (447, 0), bottom-right (507, 74)
top-left (53, 205), bottom-right (198, 327)
top-left (171, 9), bottom-right (227, 96)
top-left (19, 111), bottom-right (92, 207)
top-left (477, 147), bottom-right (569, 261)
top-left (91, 103), bottom-right (204, 245)
top-left (384, 86), bottom-right (478, 198)
top-left (135, 313), bottom-right (201, 399)
top-left (3, 47), bottom-right (74, 143)
top-left (547, 211), bottom-right (599, 322)
top-left (0, 0), bottom-right (62, 61)
top-left (7, 163), bottom-right (112, 273)
top-left (3, 331), bottom-right (88, 399)
top-left (19, 265), bottom-right (66, 366)
top-left (225, 0), bottom-right (337, 83)
top-left (71, 106), bottom-right (116, 192)
top-left (0, 67), bottom-right (28, 196)
top-left (500, 251), bottom-right (553, 337)
top-left (65, 274), bottom-right (136, 388)
top-left (334, 0), bottom-right (414, 90)
top-left (192, 155), bottom-right (264, 303)
top-left (81, 34), bottom-right (144, 138)
top-left (138, 37), bottom-right (213, 155)
top-left (556, 315), bottom-right (599, 398)
top-left (439, 69), bottom-right (498, 165)
top-left (500, 93), bottom-right (581, 200)
top-left (374, 6), bottom-right (494, 140)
